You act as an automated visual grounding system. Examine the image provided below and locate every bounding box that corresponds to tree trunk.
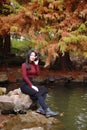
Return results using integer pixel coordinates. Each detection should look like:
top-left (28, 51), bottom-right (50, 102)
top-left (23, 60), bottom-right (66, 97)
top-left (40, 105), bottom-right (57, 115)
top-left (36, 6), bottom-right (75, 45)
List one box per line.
top-left (50, 52), bottom-right (74, 71)
top-left (4, 34), bottom-right (11, 56)
top-left (0, 37), bottom-right (3, 56)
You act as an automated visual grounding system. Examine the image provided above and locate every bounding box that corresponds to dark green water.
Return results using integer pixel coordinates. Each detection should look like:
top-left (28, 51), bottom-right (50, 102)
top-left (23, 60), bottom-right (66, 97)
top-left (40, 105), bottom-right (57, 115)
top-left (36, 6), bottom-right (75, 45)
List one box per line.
top-left (6, 83), bottom-right (87, 130)
top-left (46, 85), bottom-right (87, 130)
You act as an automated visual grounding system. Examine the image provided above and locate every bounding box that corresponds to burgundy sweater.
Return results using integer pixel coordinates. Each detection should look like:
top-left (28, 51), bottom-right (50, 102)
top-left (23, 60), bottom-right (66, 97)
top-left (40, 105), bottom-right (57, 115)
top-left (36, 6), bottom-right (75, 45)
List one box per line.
top-left (22, 63), bottom-right (40, 87)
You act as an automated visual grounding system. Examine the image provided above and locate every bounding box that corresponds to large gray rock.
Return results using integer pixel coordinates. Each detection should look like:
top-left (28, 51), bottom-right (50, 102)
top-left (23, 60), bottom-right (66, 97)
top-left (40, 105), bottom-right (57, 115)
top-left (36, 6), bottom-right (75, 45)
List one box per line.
top-left (0, 95), bottom-right (14, 114)
top-left (0, 88), bottom-right (32, 114)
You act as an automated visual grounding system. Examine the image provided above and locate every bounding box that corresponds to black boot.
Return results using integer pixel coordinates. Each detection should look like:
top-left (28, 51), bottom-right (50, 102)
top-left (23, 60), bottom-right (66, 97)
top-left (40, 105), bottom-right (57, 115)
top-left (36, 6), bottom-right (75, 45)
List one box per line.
top-left (36, 106), bottom-right (45, 115)
top-left (45, 108), bottom-right (59, 118)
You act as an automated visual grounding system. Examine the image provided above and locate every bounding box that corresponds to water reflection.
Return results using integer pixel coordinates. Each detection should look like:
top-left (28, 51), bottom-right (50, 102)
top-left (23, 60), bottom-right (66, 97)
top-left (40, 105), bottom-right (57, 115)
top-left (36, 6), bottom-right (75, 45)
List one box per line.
top-left (47, 86), bottom-right (87, 130)
top-left (75, 93), bottom-right (87, 130)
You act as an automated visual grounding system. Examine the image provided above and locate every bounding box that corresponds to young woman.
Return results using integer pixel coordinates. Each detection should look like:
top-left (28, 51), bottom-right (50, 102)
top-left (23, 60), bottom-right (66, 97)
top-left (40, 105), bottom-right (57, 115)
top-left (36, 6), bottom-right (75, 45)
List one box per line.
top-left (20, 50), bottom-right (59, 118)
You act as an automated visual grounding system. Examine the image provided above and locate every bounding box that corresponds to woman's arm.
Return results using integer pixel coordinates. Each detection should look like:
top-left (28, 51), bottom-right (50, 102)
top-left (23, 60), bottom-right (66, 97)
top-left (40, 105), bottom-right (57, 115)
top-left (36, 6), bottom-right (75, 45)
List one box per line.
top-left (22, 63), bottom-right (32, 87)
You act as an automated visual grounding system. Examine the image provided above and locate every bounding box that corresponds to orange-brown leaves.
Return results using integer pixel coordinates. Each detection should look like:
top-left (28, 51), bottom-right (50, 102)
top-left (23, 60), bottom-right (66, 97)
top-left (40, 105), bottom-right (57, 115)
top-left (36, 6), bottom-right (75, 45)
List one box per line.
top-left (41, 40), bottom-right (59, 68)
top-left (48, 1), bottom-right (63, 10)
top-left (80, 9), bottom-right (87, 20)
top-left (1, 0), bottom-right (10, 4)
top-left (62, 32), bottom-right (71, 38)
top-left (0, 16), bottom-right (10, 36)
top-left (0, 0), bottom-right (87, 64)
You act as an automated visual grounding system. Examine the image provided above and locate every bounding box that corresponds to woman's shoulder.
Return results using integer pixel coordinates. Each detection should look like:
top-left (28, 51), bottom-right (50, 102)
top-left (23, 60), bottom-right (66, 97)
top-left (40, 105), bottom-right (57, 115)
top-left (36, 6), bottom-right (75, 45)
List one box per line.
top-left (22, 62), bottom-right (26, 67)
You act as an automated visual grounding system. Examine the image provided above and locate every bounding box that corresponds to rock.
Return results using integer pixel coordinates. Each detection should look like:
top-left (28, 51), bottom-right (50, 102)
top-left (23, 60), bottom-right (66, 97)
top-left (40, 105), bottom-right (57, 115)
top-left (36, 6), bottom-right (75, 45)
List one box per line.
top-left (0, 95), bottom-right (15, 114)
top-left (22, 127), bottom-right (44, 130)
top-left (82, 65), bottom-right (87, 72)
top-left (2, 111), bottom-right (61, 130)
top-left (8, 88), bottom-right (32, 112)
top-left (20, 111), bottom-right (60, 125)
top-left (0, 88), bottom-right (32, 114)
top-left (0, 73), bottom-right (8, 83)
top-left (7, 88), bottom-right (23, 96)
top-left (48, 75), bottom-right (55, 82)
top-left (75, 64), bottom-right (82, 71)
top-left (10, 93), bottom-right (32, 112)
top-left (0, 87), bottom-right (7, 95)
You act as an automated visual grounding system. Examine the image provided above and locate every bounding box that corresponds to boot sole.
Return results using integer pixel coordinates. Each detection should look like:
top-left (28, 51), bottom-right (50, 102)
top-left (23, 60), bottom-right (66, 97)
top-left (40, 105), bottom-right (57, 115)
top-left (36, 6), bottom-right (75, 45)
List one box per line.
top-left (46, 113), bottom-right (59, 118)
top-left (36, 110), bottom-right (45, 115)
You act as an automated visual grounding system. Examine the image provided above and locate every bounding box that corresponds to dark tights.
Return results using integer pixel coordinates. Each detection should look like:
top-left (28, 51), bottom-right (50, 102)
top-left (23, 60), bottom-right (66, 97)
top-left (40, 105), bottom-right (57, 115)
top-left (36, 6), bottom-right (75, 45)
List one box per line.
top-left (20, 79), bottom-right (48, 111)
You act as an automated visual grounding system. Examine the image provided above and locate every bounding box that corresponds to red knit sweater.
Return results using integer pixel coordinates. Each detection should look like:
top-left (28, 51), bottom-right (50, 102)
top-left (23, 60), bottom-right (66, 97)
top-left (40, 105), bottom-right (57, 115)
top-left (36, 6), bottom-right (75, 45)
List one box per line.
top-left (22, 63), bottom-right (40, 87)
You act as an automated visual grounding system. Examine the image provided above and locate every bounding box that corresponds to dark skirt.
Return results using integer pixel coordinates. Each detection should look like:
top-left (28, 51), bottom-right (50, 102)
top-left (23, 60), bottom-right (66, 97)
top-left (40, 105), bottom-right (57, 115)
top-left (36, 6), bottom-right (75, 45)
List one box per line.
top-left (20, 79), bottom-right (48, 101)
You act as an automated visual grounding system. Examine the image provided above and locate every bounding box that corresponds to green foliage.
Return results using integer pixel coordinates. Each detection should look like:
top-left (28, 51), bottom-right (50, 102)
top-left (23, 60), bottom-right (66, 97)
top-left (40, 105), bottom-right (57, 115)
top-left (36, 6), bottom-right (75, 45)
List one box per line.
top-left (58, 34), bottom-right (87, 57)
top-left (10, 1), bottom-right (25, 13)
top-left (0, 1), bottom-right (23, 15)
top-left (58, 35), bottom-right (79, 55)
top-left (11, 36), bottom-right (42, 56)
top-left (78, 35), bottom-right (87, 41)
top-left (11, 38), bottom-right (31, 56)
top-left (27, 37), bottom-right (38, 48)
top-left (40, 26), bottom-right (56, 40)
top-left (35, 41), bottom-right (48, 50)
top-left (1, 4), bottom-right (14, 15)
top-left (63, 35), bottom-right (78, 44)
top-left (38, 0), bottom-right (44, 6)
top-left (11, 26), bottom-right (18, 32)
top-left (40, 26), bottom-right (56, 42)
top-left (10, 0), bottom-right (21, 9)
top-left (58, 1), bottom-right (64, 11)
top-left (78, 23), bottom-right (87, 33)
top-left (47, 0), bottom-right (64, 2)
top-left (45, 35), bottom-right (51, 42)
top-left (58, 41), bottom-right (67, 56)
top-left (40, 26), bottom-right (56, 33)
top-left (0, 0), bottom-right (87, 65)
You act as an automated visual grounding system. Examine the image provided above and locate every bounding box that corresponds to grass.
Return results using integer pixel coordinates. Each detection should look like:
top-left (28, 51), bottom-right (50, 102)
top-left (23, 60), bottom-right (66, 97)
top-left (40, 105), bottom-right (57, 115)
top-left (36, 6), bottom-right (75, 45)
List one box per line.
top-left (11, 38), bottom-right (31, 56)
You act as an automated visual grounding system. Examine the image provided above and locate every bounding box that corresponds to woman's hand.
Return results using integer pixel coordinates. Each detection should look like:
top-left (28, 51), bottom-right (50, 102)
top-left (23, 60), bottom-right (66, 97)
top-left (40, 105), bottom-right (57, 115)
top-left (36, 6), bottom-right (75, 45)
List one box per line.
top-left (32, 85), bottom-right (39, 92)
top-left (34, 60), bottom-right (39, 65)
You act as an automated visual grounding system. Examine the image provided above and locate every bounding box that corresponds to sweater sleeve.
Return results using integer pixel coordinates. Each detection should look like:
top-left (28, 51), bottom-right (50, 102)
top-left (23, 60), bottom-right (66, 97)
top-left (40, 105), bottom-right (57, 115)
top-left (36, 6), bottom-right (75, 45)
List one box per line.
top-left (22, 63), bottom-right (32, 87)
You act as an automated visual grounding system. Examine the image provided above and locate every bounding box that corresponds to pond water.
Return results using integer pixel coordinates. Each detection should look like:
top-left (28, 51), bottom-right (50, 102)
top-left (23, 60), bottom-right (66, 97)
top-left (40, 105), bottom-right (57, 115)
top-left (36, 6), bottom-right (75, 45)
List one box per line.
top-left (5, 83), bottom-right (87, 130)
top-left (46, 85), bottom-right (87, 130)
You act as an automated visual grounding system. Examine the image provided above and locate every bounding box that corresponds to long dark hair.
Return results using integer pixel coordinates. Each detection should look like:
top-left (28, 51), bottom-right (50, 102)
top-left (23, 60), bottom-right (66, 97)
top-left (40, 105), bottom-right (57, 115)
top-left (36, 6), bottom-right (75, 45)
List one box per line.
top-left (26, 50), bottom-right (39, 69)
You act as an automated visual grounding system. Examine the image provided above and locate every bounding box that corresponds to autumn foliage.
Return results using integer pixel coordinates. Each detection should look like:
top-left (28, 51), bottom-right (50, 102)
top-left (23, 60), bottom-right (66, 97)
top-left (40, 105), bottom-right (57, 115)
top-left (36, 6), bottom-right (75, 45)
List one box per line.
top-left (0, 0), bottom-right (87, 69)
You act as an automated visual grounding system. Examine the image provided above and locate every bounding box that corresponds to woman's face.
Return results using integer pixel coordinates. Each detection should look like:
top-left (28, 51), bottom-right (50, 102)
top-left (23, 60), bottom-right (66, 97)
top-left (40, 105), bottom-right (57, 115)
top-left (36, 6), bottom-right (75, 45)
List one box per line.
top-left (29, 52), bottom-right (36, 62)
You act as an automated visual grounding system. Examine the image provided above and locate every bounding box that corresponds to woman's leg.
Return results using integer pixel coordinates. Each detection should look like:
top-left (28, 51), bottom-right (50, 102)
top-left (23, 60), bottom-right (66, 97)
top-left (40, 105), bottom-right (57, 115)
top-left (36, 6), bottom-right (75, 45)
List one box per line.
top-left (35, 93), bottom-right (59, 117)
top-left (20, 82), bottom-right (59, 117)
top-left (20, 81), bottom-right (37, 96)
top-left (36, 90), bottom-right (48, 114)
top-left (35, 93), bottom-right (48, 111)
